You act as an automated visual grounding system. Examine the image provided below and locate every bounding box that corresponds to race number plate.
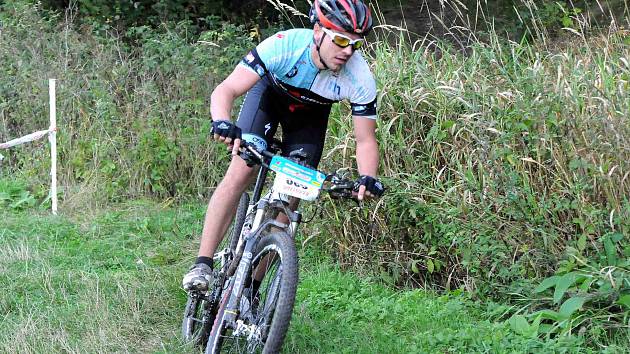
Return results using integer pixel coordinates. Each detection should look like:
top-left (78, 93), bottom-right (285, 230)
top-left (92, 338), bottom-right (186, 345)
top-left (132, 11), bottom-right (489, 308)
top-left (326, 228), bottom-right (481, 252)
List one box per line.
top-left (270, 156), bottom-right (326, 201)
top-left (272, 173), bottom-right (320, 201)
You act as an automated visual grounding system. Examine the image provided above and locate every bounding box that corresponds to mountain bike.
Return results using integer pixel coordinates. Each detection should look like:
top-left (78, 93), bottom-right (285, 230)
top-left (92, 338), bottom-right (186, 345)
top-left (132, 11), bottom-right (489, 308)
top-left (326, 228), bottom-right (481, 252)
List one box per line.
top-left (182, 139), bottom-right (355, 353)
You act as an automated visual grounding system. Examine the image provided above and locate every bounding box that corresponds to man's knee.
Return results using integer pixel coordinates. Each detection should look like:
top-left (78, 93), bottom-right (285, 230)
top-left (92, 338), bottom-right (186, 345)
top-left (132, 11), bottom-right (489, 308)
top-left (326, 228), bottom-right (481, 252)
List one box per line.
top-left (219, 156), bottom-right (256, 190)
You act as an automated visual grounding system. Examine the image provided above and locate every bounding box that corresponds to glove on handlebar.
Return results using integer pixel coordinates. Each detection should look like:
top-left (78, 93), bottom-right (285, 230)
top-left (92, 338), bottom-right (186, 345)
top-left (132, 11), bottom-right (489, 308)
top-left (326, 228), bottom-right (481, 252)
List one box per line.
top-left (353, 175), bottom-right (385, 197)
top-left (211, 120), bottom-right (241, 140)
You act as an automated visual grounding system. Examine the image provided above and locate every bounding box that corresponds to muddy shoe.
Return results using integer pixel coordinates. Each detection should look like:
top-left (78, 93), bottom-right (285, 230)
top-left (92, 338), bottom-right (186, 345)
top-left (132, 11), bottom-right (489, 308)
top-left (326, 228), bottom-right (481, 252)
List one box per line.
top-left (182, 263), bottom-right (213, 291)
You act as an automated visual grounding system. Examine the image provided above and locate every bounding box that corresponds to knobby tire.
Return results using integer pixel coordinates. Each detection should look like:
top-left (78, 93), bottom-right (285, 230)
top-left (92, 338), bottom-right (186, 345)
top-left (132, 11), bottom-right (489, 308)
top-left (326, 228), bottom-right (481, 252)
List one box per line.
top-left (181, 193), bottom-right (249, 347)
top-left (205, 231), bottom-right (298, 354)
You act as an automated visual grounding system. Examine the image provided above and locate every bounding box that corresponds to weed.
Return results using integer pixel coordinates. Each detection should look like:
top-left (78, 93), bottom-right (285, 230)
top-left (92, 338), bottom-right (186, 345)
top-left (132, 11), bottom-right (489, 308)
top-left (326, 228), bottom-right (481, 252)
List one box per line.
top-left (0, 202), bottom-right (603, 353)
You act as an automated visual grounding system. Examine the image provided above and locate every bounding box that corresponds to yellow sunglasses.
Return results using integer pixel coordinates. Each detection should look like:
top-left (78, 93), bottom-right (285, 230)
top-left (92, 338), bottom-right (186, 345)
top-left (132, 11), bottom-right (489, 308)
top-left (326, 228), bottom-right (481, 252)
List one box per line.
top-left (322, 27), bottom-right (366, 50)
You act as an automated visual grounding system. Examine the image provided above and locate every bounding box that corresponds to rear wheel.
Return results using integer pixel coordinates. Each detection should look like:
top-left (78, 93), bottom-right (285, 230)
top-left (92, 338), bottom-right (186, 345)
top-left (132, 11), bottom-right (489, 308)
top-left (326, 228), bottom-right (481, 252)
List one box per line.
top-left (228, 193), bottom-right (250, 253)
top-left (205, 231), bottom-right (298, 354)
top-left (181, 293), bottom-right (213, 347)
top-left (181, 193), bottom-right (250, 346)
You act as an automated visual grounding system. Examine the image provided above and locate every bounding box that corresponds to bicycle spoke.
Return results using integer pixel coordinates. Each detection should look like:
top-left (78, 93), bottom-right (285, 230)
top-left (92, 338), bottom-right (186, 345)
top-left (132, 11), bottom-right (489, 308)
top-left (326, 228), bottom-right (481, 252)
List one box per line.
top-left (258, 263), bottom-right (282, 327)
top-left (205, 232), bottom-right (297, 354)
top-left (190, 317), bottom-right (204, 324)
top-left (217, 328), bottom-right (262, 354)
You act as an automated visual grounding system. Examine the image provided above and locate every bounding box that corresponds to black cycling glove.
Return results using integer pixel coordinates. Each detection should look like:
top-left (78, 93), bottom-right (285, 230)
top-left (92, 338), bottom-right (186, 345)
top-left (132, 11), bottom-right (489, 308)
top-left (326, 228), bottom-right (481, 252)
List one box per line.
top-left (211, 120), bottom-right (241, 140)
top-left (353, 175), bottom-right (385, 197)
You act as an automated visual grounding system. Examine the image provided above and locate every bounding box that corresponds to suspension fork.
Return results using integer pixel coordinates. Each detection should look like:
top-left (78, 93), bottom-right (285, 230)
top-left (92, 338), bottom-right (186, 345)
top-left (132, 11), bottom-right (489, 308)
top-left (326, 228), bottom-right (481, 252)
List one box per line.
top-left (226, 163), bottom-right (269, 275)
top-left (251, 164), bottom-right (269, 205)
top-left (223, 222), bottom-right (288, 320)
top-left (222, 236), bottom-right (257, 325)
top-left (228, 197), bottom-right (269, 277)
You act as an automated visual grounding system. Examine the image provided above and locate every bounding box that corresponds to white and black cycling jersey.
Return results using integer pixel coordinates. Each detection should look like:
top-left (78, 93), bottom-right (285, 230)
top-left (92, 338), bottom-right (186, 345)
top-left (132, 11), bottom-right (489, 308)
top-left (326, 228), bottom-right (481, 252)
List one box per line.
top-left (239, 28), bottom-right (377, 119)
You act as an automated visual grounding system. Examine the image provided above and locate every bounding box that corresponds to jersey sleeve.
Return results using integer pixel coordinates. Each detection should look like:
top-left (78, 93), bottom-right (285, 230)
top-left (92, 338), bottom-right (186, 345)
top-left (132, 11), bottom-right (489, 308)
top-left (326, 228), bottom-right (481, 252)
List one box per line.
top-left (350, 74), bottom-right (378, 119)
top-left (239, 31), bottom-right (292, 77)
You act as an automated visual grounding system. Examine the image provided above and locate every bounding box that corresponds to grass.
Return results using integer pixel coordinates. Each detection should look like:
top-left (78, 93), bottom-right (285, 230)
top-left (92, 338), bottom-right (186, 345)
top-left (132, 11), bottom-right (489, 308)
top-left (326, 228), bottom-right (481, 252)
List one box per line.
top-left (0, 201), bottom-right (192, 353)
top-left (288, 265), bottom-right (588, 354)
top-left (0, 200), bottom-right (610, 353)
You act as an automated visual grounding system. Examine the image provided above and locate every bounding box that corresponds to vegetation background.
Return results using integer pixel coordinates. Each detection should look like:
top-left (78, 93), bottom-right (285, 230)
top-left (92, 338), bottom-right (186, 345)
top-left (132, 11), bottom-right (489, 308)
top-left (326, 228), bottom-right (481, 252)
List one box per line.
top-left (1, 0), bottom-right (629, 351)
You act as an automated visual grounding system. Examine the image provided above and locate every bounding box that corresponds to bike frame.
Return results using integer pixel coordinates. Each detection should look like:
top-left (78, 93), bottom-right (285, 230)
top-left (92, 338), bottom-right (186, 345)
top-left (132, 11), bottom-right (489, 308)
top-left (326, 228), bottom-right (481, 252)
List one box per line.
top-left (207, 157), bottom-right (302, 350)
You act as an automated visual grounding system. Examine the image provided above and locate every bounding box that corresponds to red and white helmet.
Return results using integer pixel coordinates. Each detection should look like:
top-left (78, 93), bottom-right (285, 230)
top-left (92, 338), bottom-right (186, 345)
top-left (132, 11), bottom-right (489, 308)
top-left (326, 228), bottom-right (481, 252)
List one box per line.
top-left (309, 0), bottom-right (373, 35)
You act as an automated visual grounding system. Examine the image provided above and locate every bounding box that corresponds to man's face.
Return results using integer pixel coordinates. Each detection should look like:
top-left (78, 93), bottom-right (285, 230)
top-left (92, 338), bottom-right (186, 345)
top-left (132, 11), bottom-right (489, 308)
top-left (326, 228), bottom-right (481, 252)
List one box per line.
top-left (314, 24), bottom-right (365, 71)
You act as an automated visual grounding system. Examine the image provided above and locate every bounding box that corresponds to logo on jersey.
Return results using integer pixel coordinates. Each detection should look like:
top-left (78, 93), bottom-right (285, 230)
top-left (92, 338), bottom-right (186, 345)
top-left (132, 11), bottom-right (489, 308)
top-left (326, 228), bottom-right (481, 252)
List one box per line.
top-left (330, 82), bottom-right (341, 96)
top-left (286, 65), bottom-right (298, 78)
top-left (245, 53), bottom-right (255, 63)
top-left (254, 64), bottom-right (265, 76)
top-left (352, 99), bottom-right (377, 116)
top-left (264, 123), bottom-right (272, 135)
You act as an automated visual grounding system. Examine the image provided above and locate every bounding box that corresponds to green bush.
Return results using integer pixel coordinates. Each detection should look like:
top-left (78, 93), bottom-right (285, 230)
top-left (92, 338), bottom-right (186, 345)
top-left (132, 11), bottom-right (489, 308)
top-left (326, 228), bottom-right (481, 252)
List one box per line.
top-left (39, 0), bottom-right (249, 30)
top-left (0, 179), bottom-right (36, 211)
top-left (0, 1), bottom-right (254, 198)
top-left (299, 27), bottom-right (629, 344)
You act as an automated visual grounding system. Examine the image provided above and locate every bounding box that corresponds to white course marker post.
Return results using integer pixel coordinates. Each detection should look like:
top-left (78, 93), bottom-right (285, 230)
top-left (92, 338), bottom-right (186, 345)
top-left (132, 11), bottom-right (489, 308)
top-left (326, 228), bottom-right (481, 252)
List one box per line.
top-left (49, 79), bottom-right (58, 215)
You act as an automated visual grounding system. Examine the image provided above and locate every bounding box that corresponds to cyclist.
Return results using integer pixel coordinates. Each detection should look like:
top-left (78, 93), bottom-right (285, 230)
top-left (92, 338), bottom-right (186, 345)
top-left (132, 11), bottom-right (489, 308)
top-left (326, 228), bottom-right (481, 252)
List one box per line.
top-left (183, 0), bottom-right (384, 292)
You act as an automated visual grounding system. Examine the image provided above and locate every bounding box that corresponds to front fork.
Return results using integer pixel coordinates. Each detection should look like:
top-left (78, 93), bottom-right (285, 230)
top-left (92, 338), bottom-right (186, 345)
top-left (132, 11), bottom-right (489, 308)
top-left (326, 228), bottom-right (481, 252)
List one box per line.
top-left (222, 199), bottom-right (270, 325)
top-left (221, 198), bottom-right (301, 326)
top-left (288, 210), bottom-right (302, 238)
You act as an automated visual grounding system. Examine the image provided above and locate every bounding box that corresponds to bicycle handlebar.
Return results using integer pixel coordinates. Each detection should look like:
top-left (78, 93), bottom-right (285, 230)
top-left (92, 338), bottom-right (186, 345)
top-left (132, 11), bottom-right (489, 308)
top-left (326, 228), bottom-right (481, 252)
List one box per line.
top-left (238, 141), bottom-right (355, 199)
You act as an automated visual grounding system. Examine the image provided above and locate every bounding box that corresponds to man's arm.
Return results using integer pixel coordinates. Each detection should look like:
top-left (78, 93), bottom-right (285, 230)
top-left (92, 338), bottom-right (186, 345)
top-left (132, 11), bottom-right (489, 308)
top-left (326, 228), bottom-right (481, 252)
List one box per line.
top-left (210, 65), bottom-right (261, 154)
top-left (211, 65), bottom-right (260, 121)
top-left (353, 116), bottom-right (379, 200)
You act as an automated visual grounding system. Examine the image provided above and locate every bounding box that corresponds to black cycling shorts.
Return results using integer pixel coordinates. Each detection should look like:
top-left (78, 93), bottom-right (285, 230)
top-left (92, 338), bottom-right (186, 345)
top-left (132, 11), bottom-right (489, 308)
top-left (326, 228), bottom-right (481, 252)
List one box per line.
top-left (236, 79), bottom-right (332, 168)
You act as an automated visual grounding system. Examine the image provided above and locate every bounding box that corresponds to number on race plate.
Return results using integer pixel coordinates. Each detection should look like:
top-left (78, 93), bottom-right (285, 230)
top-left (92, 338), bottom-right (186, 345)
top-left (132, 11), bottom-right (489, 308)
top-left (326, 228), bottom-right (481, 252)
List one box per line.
top-left (269, 156), bottom-right (326, 201)
top-left (272, 173), bottom-right (321, 201)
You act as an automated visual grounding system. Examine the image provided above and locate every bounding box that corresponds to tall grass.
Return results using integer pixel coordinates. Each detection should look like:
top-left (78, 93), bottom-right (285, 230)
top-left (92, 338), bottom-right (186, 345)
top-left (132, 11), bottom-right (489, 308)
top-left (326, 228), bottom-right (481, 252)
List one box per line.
top-left (341, 12), bottom-right (630, 286)
top-left (332, 24), bottom-right (629, 346)
top-left (311, 0), bottom-right (630, 345)
top-left (0, 1), bottom-right (252, 200)
top-left (1, 0), bottom-right (629, 346)
top-left (3, 197), bottom-right (603, 353)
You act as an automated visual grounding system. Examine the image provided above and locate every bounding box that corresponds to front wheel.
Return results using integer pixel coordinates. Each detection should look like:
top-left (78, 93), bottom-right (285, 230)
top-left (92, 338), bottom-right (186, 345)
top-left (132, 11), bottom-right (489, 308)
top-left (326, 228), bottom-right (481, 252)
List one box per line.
top-left (205, 231), bottom-right (298, 354)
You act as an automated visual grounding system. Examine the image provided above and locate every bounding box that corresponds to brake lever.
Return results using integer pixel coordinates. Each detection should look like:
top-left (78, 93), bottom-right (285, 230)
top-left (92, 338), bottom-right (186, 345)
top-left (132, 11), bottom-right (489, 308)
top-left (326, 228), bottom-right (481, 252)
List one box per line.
top-left (325, 175), bottom-right (358, 203)
top-left (237, 143), bottom-right (273, 168)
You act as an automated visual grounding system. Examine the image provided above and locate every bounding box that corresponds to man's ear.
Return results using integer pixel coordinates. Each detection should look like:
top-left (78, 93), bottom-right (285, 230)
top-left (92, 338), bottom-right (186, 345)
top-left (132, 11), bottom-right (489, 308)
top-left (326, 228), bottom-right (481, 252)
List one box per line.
top-left (313, 23), bottom-right (323, 41)
top-left (313, 23), bottom-right (321, 34)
